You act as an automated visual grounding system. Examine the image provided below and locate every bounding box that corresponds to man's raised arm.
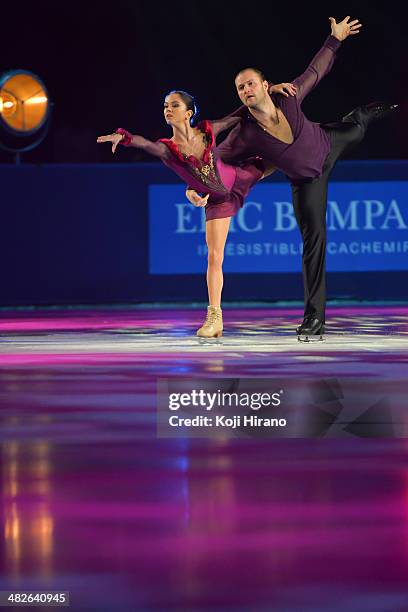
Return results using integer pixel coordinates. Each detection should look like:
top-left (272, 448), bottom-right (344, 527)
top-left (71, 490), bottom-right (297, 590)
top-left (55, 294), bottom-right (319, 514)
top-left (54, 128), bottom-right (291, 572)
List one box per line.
top-left (293, 15), bottom-right (362, 102)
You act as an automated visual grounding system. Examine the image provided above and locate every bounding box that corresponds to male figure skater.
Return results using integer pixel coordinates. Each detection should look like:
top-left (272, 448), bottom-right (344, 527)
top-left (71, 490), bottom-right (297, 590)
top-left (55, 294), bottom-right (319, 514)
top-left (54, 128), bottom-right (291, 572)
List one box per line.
top-left (187, 16), bottom-right (397, 341)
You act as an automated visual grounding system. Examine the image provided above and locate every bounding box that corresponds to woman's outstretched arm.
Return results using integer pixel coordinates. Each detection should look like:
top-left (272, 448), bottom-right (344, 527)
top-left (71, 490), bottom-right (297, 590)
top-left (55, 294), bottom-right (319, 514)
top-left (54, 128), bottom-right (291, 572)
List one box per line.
top-left (97, 128), bottom-right (169, 159)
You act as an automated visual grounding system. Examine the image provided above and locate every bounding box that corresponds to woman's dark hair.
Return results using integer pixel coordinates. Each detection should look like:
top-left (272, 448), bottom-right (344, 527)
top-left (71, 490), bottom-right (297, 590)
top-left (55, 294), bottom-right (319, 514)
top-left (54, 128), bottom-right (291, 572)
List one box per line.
top-left (165, 90), bottom-right (199, 125)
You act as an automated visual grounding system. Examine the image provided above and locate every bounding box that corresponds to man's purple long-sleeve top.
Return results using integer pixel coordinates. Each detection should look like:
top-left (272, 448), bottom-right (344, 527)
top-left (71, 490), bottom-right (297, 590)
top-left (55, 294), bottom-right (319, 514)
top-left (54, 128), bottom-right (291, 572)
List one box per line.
top-left (216, 35), bottom-right (342, 183)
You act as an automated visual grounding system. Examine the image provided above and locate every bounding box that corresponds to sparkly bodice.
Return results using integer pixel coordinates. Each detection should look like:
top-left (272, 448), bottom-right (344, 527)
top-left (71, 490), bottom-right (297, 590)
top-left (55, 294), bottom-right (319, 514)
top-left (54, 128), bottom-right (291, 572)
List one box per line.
top-left (159, 121), bottom-right (230, 196)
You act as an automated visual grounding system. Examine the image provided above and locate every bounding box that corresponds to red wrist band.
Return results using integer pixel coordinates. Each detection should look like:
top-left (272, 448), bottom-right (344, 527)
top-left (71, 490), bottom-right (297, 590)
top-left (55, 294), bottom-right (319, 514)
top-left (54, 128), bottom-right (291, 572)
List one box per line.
top-left (115, 128), bottom-right (132, 146)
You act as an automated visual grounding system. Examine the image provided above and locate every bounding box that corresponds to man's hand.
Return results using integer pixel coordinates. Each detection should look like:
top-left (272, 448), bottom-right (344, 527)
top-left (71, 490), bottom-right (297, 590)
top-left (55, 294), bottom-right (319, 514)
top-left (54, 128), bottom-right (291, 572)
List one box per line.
top-left (186, 189), bottom-right (209, 207)
top-left (269, 82), bottom-right (297, 98)
top-left (329, 16), bottom-right (362, 41)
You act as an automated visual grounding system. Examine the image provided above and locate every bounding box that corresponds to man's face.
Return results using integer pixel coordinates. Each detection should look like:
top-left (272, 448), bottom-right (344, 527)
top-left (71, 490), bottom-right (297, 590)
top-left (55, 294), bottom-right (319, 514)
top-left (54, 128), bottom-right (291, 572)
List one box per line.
top-left (235, 70), bottom-right (269, 107)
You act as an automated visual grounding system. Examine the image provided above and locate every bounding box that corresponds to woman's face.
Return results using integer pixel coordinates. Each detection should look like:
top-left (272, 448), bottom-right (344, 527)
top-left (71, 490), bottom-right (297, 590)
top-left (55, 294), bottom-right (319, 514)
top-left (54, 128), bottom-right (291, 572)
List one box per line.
top-left (163, 93), bottom-right (192, 126)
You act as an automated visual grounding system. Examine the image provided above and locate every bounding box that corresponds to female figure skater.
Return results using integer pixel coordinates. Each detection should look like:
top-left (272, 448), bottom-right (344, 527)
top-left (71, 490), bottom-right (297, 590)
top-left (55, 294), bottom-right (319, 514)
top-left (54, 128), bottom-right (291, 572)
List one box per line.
top-left (97, 84), bottom-right (296, 338)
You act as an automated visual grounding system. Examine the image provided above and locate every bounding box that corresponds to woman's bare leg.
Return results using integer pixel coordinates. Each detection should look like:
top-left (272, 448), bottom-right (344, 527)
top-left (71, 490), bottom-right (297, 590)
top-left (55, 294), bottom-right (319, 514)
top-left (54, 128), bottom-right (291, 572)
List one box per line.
top-left (205, 217), bottom-right (231, 307)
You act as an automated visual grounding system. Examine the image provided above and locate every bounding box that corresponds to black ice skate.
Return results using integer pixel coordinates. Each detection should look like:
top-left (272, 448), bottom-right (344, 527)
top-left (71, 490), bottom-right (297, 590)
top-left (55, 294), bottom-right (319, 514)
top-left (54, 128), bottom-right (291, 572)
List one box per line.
top-left (297, 317), bottom-right (325, 343)
top-left (342, 102), bottom-right (398, 128)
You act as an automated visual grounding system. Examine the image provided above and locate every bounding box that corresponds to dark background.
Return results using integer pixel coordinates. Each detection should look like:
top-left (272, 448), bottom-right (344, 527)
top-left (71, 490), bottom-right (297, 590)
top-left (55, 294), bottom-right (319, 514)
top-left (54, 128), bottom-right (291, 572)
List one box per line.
top-left (0, 0), bottom-right (406, 164)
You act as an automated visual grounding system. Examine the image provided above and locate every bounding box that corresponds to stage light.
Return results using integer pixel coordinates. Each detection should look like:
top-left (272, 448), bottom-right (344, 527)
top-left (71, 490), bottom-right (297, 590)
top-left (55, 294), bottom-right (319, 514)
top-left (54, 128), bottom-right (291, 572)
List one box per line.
top-left (0, 69), bottom-right (52, 163)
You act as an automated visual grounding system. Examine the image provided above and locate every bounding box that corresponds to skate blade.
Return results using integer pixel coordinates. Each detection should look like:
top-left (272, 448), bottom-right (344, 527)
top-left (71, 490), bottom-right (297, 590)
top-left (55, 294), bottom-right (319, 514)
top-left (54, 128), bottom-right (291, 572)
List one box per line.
top-left (297, 334), bottom-right (325, 343)
top-left (197, 337), bottom-right (223, 345)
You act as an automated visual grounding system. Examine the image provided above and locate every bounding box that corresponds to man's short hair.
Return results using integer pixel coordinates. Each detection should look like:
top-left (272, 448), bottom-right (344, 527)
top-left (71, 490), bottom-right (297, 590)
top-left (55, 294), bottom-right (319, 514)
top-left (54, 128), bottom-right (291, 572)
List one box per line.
top-left (235, 67), bottom-right (266, 82)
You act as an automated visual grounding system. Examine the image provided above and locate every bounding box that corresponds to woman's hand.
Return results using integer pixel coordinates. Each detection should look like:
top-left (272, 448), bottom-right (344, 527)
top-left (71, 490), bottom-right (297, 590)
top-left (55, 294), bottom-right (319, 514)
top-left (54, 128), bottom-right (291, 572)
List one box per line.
top-left (186, 189), bottom-right (209, 207)
top-left (269, 82), bottom-right (297, 97)
top-left (96, 132), bottom-right (124, 154)
top-left (329, 16), bottom-right (362, 41)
